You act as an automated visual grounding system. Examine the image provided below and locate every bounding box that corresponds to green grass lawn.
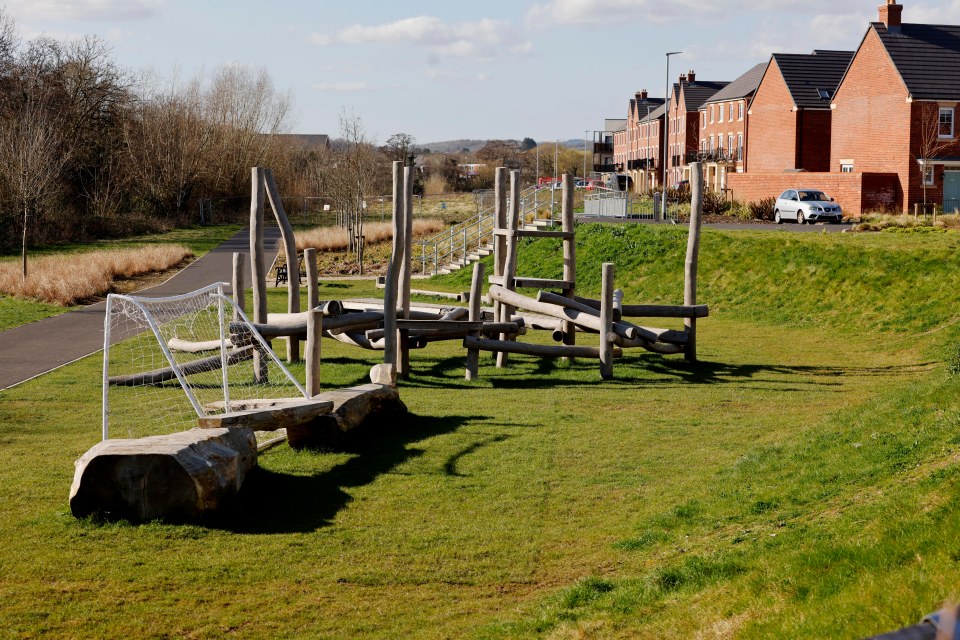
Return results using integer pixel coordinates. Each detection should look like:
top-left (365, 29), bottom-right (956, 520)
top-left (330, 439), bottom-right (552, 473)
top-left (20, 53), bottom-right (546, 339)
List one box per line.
top-left (0, 224), bottom-right (242, 332)
top-left (2, 224), bottom-right (960, 638)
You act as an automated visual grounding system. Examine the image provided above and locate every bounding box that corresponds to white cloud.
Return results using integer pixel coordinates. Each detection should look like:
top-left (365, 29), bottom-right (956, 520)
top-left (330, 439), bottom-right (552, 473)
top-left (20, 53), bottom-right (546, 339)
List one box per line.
top-left (5, 0), bottom-right (162, 21)
top-left (308, 15), bottom-right (532, 61)
top-left (525, 0), bottom-right (873, 27)
top-left (907, 0), bottom-right (960, 23)
top-left (313, 81), bottom-right (368, 92)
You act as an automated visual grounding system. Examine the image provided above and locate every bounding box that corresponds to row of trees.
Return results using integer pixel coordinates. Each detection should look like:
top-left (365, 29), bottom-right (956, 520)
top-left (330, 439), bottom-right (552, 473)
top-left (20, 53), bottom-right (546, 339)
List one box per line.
top-left (0, 10), bottom-right (292, 264)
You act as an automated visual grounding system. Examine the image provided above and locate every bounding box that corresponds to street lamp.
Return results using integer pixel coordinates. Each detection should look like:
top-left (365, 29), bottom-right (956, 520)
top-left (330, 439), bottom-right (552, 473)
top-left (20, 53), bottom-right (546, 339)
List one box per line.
top-left (584, 129), bottom-right (589, 179)
top-left (663, 51), bottom-right (682, 221)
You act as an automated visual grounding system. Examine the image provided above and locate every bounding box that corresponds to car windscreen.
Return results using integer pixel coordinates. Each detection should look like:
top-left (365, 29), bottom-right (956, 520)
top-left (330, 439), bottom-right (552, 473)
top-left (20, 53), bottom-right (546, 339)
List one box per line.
top-left (798, 191), bottom-right (827, 201)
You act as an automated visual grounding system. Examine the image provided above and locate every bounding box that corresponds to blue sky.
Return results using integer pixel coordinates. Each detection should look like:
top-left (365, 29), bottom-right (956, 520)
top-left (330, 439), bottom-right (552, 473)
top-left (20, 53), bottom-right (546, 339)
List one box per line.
top-left (6, 0), bottom-right (959, 144)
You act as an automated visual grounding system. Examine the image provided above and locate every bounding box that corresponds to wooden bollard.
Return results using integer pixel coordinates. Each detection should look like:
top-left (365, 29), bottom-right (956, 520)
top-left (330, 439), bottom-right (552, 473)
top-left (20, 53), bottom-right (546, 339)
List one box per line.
top-left (232, 251), bottom-right (245, 322)
top-left (383, 161), bottom-right (403, 369)
top-left (561, 173), bottom-right (577, 350)
top-left (305, 247), bottom-right (319, 310)
top-left (263, 168), bottom-right (301, 363)
top-left (497, 170), bottom-right (520, 368)
top-left (250, 167), bottom-right (268, 383)
top-left (307, 309), bottom-right (322, 397)
top-left (600, 262), bottom-right (615, 379)
top-left (465, 261), bottom-right (485, 381)
top-left (491, 167), bottom-right (507, 338)
top-left (398, 165), bottom-right (414, 378)
top-left (684, 162), bottom-right (704, 362)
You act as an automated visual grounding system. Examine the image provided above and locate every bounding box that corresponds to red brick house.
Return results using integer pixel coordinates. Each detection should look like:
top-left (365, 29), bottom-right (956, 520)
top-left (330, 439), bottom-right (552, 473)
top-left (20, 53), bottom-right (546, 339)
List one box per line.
top-left (697, 62), bottom-right (766, 192)
top-left (636, 103), bottom-right (665, 192)
top-left (831, 0), bottom-right (960, 213)
top-left (612, 90), bottom-right (665, 192)
top-left (666, 72), bottom-right (728, 187)
top-left (747, 50), bottom-right (853, 173)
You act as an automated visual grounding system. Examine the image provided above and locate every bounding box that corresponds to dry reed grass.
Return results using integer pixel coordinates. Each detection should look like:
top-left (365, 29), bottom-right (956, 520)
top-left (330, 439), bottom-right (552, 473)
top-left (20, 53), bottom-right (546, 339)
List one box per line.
top-left (852, 213), bottom-right (960, 232)
top-left (296, 219), bottom-right (446, 252)
top-left (0, 245), bottom-right (192, 306)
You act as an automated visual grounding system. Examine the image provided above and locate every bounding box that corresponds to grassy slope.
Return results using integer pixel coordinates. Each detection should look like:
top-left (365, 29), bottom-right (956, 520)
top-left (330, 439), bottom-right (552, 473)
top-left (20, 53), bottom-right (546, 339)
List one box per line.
top-left (2, 225), bottom-right (960, 638)
top-left (0, 224), bottom-right (241, 332)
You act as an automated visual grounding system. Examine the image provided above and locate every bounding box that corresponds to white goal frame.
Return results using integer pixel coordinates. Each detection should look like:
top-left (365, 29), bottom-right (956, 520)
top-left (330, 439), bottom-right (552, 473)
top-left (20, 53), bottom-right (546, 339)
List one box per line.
top-left (101, 282), bottom-right (307, 440)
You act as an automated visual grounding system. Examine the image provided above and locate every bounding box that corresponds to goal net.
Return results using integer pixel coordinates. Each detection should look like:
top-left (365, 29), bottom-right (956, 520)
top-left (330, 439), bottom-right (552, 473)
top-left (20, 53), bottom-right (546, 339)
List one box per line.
top-left (102, 282), bottom-right (306, 441)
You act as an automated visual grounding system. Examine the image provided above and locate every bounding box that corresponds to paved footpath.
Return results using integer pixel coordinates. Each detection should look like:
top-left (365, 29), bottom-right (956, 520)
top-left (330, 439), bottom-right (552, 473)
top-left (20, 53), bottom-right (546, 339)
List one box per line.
top-left (0, 227), bottom-right (280, 390)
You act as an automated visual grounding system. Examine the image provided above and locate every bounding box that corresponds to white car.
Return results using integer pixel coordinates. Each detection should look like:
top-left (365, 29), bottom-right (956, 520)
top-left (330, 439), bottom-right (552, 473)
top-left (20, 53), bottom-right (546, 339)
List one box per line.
top-left (774, 189), bottom-right (843, 224)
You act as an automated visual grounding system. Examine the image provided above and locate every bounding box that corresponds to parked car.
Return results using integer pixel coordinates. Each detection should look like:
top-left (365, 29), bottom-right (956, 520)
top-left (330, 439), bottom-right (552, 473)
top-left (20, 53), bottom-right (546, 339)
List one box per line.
top-left (774, 189), bottom-right (843, 224)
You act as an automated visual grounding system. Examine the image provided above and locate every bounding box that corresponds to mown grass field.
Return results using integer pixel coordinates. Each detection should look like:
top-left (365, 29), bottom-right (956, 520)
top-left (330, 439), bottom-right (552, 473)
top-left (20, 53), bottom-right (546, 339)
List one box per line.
top-left (2, 224), bottom-right (960, 638)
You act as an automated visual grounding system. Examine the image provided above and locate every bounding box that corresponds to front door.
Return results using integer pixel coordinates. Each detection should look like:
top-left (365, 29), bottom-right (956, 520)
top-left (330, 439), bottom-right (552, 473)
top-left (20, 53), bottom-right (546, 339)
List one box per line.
top-left (944, 170), bottom-right (960, 213)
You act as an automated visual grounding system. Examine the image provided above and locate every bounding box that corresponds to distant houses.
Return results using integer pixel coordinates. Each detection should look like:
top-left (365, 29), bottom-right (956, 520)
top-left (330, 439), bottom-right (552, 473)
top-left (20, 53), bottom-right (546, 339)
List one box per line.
top-left (607, 0), bottom-right (959, 215)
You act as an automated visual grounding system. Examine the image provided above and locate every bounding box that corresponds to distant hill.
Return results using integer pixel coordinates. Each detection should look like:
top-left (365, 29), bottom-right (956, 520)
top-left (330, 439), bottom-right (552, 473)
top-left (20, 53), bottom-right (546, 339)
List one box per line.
top-left (561, 138), bottom-right (590, 149)
top-left (420, 139), bottom-right (487, 154)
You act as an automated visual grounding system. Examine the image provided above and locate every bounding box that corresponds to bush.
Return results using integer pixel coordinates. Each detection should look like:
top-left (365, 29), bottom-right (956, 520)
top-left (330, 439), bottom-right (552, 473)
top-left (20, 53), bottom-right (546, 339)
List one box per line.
top-left (702, 191), bottom-right (731, 216)
top-left (748, 197), bottom-right (776, 221)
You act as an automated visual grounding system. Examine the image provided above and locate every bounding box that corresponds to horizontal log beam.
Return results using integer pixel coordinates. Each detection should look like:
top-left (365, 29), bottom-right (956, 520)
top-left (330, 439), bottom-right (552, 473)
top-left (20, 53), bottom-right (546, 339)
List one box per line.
top-left (197, 399), bottom-right (333, 431)
top-left (463, 336), bottom-right (622, 359)
top-left (573, 296), bottom-right (709, 318)
top-left (109, 347), bottom-right (253, 386)
top-left (493, 229), bottom-right (574, 239)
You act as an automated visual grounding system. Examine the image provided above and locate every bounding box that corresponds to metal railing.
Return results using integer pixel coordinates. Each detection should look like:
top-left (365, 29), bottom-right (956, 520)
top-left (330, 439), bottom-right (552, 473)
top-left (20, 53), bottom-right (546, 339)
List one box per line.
top-left (417, 184), bottom-right (556, 275)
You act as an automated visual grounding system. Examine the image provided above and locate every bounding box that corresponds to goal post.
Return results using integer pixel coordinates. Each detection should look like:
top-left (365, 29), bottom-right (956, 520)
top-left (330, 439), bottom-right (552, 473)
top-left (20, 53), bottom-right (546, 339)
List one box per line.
top-left (102, 282), bottom-right (307, 441)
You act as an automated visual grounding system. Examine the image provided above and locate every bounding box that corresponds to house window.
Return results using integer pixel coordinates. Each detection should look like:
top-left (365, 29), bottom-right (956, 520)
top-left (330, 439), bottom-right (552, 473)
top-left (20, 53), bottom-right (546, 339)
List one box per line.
top-left (840, 164), bottom-right (853, 173)
top-left (702, 112), bottom-right (706, 129)
top-left (709, 135), bottom-right (714, 152)
top-left (728, 134), bottom-right (734, 155)
top-left (924, 165), bottom-right (935, 185)
top-left (739, 102), bottom-right (744, 120)
top-left (940, 107), bottom-right (954, 138)
top-left (729, 103), bottom-right (734, 121)
top-left (737, 133), bottom-right (743, 160)
top-left (718, 104), bottom-right (723, 123)
top-left (710, 105), bottom-right (714, 123)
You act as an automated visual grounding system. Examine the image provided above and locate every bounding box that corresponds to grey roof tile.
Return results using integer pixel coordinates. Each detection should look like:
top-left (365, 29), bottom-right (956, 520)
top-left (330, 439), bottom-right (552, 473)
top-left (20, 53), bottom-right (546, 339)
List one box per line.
top-left (703, 63), bottom-right (767, 104)
top-left (875, 22), bottom-right (960, 99)
top-left (772, 50), bottom-right (854, 109)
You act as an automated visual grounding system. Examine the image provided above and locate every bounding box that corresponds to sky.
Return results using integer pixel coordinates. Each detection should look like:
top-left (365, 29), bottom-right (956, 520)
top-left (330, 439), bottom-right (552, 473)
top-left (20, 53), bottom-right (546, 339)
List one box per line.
top-left (6, 0), bottom-right (960, 145)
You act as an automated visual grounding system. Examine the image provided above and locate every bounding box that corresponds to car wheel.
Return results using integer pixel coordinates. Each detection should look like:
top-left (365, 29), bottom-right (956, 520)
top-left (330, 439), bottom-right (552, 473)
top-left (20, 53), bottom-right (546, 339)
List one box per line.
top-left (797, 211), bottom-right (805, 225)
top-left (774, 210), bottom-right (782, 224)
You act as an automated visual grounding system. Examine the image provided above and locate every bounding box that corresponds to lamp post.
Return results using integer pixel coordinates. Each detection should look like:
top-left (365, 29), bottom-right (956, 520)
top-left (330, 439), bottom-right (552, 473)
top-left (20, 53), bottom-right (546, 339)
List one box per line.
top-left (584, 130), bottom-right (589, 179)
top-left (663, 51), bottom-right (682, 221)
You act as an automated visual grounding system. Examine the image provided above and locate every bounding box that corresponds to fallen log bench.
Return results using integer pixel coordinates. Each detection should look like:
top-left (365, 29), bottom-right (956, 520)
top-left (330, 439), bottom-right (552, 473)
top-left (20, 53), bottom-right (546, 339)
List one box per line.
top-left (287, 383), bottom-right (407, 449)
top-left (69, 427), bottom-right (257, 522)
top-left (196, 399), bottom-right (334, 431)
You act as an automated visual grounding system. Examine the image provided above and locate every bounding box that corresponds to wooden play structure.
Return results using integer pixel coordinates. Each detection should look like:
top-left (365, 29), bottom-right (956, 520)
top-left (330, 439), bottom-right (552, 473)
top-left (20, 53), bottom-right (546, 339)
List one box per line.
top-left (71, 161), bottom-right (710, 523)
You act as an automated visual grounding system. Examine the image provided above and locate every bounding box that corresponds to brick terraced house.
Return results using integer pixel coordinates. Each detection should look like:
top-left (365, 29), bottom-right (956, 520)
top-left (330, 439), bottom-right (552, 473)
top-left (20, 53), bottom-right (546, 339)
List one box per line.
top-left (831, 0), bottom-right (960, 213)
top-left (612, 90), bottom-right (665, 192)
top-left (697, 62), bottom-right (766, 192)
top-left (666, 71), bottom-right (728, 187)
top-left (746, 49), bottom-right (853, 173)
top-left (636, 103), bottom-right (666, 192)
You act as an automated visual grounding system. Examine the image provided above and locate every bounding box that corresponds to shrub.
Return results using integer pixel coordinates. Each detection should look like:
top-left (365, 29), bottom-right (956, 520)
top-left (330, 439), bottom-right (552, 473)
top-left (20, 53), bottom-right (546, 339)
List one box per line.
top-left (0, 245), bottom-right (192, 305)
top-left (748, 197), bottom-right (776, 221)
top-left (295, 219), bottom-right (446, 252)
top-left (702, 191), bottom-right (731, 216)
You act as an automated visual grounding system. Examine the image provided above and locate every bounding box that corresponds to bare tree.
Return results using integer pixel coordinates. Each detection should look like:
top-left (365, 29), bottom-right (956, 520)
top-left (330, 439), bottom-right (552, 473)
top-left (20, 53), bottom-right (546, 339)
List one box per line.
top-left (0, 92), bottom-right (70, 277)
top-left (914, 102), bottom-right (955, 216)
top-left (383, 132), bottom-right (415, 165)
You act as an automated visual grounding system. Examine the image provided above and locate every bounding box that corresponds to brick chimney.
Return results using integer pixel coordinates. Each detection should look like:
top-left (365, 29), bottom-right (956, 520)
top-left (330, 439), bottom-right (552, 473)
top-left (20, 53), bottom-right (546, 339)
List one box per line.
top-left (678, 73), bottom-right (687, 84)
top-left (636, 89), bottom-right (648, 101)
top-left (687, 70), bottom-right (696, 83)
top-left (879, 0), bottom-right (902, 31)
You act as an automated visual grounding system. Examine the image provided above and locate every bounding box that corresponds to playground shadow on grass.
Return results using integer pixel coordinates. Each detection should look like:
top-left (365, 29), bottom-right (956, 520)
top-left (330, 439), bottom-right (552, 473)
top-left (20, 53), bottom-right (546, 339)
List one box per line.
top-left (209, 412), bottom-right (481, 535)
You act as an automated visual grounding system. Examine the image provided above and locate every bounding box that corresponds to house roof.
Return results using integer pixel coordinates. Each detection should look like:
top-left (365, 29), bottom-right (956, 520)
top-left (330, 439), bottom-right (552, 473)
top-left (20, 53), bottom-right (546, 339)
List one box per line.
top-left (873, 22), bottom-right (960, 100)
top-left (680, 81), bottom-right (729, 111)
top-left (639, 103), bottom-right (665, 123)
top-left (703, 63), bottom-right (766, 105)
top-left (771, 49), bottom-right (854, 109)
top-left (629, 97), bottom-right (665, 120)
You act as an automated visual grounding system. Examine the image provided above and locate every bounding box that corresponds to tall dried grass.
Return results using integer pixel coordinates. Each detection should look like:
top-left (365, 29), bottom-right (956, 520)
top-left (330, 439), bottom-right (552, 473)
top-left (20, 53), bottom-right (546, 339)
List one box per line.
top-left (0, 245), bottom-right (192, 306)
top-left (296, 219), bottom-right (446, 252)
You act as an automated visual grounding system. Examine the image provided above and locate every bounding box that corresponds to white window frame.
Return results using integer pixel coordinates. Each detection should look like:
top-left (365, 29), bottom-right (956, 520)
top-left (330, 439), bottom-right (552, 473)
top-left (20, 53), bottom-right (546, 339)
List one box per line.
top-left (729, 103), bottom-right (734, 121)
top-left (924, 164), bottom-right (935, 185)
top-left (737, 133), bottom-right (743, 160)
top-left (710, 105), bottom-right (714, 123)
top-left (739, 102), bottom-right (744, 120)
top-left (718, 104), bottom-right (723, 124)
top-left (728, 134), bottom-right (734, 155)
top-left (702, 111), bottom-right (706, 129)
top-left (840, 164), bottom-right (853, 173)
top-left (940, 107), bottom-right (954, 139)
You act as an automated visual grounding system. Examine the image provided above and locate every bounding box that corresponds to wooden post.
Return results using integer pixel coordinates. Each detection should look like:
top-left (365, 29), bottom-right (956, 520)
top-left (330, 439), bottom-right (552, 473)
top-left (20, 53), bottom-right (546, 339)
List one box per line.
top-left (497, 170), bottom-right (520, 368)
top-left (304, 247), bottom-right (319, 310)
top-left (232, 252), bottom-right (245, 322)
top-left (263, 168), bottom-right (301, 362)
top-left (465, 261), bottom-right (485, 381)
top-left (383, 161), bottom-right (403, 371)
top-left (600, 262), bottom-right (615, 379)
top-left (398, 165), bottom-right (414, 378)
top-left (561, 173), bottom-right (577, 349)
top-left (249, 167), bottom-right (268, 383)
top-left (306, 309), bottom-right (322, 397)
top-left (684, 162), bottom-right (704, 362)
top-left (492, 167), bottom-right (508, 329)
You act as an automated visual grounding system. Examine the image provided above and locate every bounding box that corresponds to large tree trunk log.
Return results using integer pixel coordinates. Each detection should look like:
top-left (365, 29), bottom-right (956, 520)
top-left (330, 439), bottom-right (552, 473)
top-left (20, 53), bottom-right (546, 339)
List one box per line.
top-left (286, 383), bottom-right (407, 449)
top-left (109, 347), bottom-right (254, 386)
top-left (69, 427), bottom-right (257, 522)
top-left (685, 162), bottom-right (704, 362)
top-left (573, 297), bottom-right (709, 319)
top-left (263, 168), bottom-right (301, 362)
top-left (197, 399), bottom-right (332, 431)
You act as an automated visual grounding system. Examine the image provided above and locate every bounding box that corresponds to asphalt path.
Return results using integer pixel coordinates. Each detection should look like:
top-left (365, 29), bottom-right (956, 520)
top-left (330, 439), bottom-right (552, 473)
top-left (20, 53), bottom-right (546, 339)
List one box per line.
top-left (0, 227), bottom-right (280, 390)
